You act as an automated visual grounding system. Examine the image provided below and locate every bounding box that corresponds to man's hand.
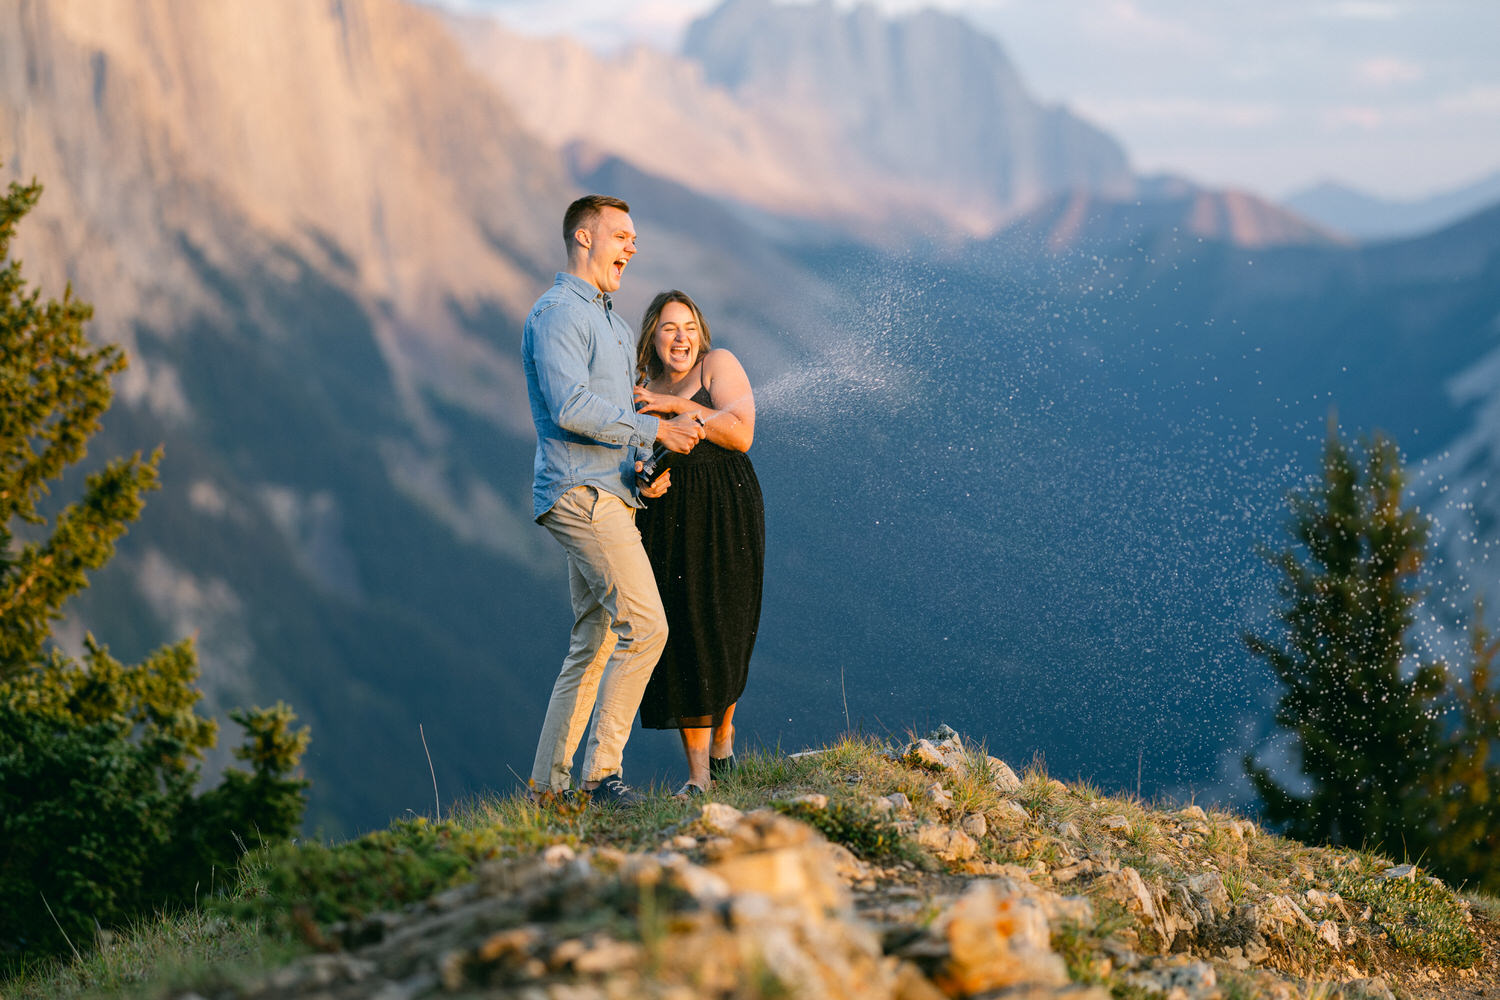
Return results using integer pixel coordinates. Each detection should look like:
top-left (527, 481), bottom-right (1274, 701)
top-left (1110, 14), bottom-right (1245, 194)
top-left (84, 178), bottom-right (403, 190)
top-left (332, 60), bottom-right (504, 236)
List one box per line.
top-left (655, 412), bottom-right (704, 454)
top-left (636, 463), bottom-right (671, 498)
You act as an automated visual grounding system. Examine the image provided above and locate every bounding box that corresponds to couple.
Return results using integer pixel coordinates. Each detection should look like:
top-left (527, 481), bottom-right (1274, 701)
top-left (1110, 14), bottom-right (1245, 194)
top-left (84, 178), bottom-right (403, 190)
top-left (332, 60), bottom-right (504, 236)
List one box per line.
top-left (521, 194), bottom-right (765, 805)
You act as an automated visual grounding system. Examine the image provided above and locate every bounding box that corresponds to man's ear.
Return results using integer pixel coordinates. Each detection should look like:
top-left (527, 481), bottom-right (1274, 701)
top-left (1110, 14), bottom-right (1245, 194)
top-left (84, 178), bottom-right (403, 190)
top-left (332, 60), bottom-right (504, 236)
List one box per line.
top-left (575, 228), bottom-right (591, 249)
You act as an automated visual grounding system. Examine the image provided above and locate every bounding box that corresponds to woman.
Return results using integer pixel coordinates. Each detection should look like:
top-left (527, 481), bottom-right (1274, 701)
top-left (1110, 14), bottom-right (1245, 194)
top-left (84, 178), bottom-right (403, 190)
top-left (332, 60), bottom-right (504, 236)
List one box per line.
top-left (633, 290), bottom-right (765, 796)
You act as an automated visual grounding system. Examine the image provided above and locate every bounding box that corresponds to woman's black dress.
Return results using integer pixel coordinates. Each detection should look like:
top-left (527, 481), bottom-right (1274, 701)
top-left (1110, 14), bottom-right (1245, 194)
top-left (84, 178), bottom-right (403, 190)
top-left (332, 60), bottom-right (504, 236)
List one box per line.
top-left (638, 386), bottom-right (765, 729)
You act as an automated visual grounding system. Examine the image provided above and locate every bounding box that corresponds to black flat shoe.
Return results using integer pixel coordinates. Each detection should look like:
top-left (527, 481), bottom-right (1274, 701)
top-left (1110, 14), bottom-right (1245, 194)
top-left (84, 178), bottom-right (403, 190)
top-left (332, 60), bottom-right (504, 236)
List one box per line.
top-left (673, 782), bottom-right (706, 798)
top-left (709, 754), bottom-right (737, 779)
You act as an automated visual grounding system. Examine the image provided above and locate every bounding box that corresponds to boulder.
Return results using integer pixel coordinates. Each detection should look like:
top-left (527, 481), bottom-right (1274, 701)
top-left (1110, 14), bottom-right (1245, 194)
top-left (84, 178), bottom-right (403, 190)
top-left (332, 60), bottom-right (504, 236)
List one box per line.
top-left (985, 756), bottom-right (1023, 793)
top-left (905, 739), bottom-right (948, 770)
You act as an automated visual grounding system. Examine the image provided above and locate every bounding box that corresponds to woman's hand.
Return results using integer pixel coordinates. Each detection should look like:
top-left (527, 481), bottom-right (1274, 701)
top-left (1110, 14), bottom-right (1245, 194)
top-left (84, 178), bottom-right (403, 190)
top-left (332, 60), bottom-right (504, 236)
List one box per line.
top-left (633, 386), bottom-right (684, 416)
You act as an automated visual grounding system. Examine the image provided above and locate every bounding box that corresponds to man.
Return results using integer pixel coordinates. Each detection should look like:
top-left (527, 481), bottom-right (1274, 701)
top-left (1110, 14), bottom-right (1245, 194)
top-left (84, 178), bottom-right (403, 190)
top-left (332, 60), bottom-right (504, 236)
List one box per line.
top-left (522, 195), bottom-right (703, 805)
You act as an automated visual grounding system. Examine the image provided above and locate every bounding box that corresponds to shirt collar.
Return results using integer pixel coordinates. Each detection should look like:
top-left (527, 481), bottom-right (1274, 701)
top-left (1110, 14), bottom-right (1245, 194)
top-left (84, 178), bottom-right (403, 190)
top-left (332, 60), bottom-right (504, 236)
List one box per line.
top-left (555, 271), bottom-right (611, 311)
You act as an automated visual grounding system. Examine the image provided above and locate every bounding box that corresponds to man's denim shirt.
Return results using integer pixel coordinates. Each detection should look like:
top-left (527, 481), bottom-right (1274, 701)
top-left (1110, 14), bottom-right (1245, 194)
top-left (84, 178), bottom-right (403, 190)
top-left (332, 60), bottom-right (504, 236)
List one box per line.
top-left (523, 272), bottom-right (661, 520)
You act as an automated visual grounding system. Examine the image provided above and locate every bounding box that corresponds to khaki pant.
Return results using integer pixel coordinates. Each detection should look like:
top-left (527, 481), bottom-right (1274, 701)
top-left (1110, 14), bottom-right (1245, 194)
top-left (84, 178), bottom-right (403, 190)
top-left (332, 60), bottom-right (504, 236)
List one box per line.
top-left (530, 486), bottom-right (667, 790)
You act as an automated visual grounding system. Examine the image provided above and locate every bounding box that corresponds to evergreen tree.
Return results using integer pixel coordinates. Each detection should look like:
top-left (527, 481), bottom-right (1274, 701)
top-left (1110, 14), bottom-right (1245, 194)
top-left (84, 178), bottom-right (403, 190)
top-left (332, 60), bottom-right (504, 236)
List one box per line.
top-left (0, 174), bottom-right (310, 961)
top-left (1423, 606), bottom-right (1500, 891)
top-left (1245, 421), bottom-right (1500, 890)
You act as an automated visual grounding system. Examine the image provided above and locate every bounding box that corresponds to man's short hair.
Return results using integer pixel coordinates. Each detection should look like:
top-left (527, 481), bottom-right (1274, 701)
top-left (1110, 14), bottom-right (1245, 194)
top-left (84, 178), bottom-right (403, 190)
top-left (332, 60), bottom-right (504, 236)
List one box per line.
top-left (563, 195), bottom-right (630, 248)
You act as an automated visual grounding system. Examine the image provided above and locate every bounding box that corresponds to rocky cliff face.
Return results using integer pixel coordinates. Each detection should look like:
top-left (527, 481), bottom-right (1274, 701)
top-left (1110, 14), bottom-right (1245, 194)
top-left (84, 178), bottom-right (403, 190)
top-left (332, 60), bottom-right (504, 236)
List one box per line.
top-left (680, 0), bottom-right (1134, 231)
top-left (451, 0), bottom-right (1134, 237)
top-left (450, 0), bottom-right (1332, 248)
top-left (0, 0), bottom-right (855, 831)
top-left (3, 0), bottom-right (568, 431)
top-left (1, 0), bottom-right (582, 829)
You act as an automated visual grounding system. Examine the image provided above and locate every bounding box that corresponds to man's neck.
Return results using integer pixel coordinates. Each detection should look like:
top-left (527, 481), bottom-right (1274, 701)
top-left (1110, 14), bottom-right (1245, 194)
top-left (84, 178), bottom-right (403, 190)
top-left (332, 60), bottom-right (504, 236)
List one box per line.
top-left (565, 261), bottom-right (603, 294)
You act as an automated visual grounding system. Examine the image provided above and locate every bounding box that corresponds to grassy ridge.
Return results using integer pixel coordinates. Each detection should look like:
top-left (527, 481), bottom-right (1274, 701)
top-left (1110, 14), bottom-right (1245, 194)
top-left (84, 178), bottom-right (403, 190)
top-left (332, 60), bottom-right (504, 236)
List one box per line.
top-left (4, 734), bottom-right (1492, 999)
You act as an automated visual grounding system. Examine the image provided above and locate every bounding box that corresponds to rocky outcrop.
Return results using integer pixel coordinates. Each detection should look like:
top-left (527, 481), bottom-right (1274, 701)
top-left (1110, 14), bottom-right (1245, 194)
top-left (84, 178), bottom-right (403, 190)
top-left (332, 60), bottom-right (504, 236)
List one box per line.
top-left (222, 803), bottom-right (1101, 1000)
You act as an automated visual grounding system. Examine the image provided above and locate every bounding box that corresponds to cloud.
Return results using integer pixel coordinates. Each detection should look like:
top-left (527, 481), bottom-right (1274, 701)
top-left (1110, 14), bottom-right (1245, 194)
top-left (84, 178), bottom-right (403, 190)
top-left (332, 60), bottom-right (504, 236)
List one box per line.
top-left (1322, 105), bottom-right (1386, 129)
top-left (1073, 96), bottom-right (1282, 129)
top-left (1437, 85), bottom-right (1500, 116)
top-left (1355, 56), bottom-right (1423, 87)
top-left (1319, 1), bottom-right (1403, 20)
top-left (1080, 0), bottom-right (1207, 47)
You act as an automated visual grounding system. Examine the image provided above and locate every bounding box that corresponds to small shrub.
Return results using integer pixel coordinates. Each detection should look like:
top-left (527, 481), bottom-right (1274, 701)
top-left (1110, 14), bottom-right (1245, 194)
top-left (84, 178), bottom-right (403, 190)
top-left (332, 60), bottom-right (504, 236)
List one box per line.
top-left (218, 818), bottom-right (497, 934)
top-left (1335, 873), bottom-right (1481, 967)
top-left (772, 799), bottom-right (914, 863)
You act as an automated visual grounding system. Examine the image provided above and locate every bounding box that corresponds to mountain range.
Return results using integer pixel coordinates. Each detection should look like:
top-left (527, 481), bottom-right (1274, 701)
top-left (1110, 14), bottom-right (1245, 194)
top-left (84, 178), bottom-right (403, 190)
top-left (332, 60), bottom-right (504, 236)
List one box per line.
top-left (4, 0), bottom-right (1498, 833)
top-left (1286, 169), bottom-right (1500, 242)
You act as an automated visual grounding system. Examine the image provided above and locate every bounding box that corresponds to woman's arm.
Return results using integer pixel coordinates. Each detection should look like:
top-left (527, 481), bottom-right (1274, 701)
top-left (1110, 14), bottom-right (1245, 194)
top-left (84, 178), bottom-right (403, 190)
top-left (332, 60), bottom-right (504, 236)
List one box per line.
top-left (696, 349), bottom-right (756, 452)
top-left (632, 385), bottom-right (691, 416)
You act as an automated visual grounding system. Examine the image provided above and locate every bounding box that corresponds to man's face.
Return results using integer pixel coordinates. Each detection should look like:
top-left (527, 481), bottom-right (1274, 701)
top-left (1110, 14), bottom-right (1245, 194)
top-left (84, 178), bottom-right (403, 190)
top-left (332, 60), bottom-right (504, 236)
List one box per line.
top-left (578, 207), bottom-right (637, 293)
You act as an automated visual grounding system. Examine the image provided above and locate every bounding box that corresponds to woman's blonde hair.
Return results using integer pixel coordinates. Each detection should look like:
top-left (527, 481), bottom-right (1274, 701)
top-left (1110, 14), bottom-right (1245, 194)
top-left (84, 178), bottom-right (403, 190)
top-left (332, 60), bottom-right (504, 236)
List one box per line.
top-left (636, 290), bottom-right (712, 382)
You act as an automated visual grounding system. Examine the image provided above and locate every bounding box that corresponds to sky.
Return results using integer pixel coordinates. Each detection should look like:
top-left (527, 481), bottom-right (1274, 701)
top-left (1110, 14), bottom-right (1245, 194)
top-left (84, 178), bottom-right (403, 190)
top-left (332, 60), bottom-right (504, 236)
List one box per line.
top-left (434, 0), bottom-right (1500, 202)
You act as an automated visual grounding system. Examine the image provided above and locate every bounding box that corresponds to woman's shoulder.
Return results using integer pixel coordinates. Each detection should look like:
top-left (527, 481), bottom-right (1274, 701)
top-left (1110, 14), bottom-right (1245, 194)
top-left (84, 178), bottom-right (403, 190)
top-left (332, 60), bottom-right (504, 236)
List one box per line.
top-left (702, 348), bottom-right (746, 378)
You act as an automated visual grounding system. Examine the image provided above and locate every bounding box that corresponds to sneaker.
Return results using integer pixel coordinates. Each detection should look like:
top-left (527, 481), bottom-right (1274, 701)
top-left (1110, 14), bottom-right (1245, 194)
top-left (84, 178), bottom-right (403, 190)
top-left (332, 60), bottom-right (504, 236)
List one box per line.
top-left (586, 774), bottom-right (640, 808)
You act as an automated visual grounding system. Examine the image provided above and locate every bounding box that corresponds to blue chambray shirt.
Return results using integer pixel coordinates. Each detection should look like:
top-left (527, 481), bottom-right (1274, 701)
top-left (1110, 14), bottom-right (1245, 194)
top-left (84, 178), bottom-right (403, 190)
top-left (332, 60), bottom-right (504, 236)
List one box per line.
top-left (522, 272), bottom-right (661, 520)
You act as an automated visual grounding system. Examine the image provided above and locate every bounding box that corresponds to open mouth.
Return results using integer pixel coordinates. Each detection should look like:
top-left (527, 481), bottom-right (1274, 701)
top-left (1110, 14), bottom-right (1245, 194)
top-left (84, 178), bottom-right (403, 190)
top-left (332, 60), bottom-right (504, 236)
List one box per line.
top-left (670, 346), bottom-right (692, 364)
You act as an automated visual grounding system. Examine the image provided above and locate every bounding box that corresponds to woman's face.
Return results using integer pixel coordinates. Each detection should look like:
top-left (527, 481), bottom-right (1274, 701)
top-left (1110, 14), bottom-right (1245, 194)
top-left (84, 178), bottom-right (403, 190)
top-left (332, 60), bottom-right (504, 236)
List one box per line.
top-left (653, 301), bottom-right (702, 376)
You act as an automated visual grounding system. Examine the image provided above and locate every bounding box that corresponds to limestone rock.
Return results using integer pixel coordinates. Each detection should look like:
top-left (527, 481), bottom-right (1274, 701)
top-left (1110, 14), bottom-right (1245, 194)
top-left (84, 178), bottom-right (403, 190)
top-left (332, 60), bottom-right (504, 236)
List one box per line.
top-left (1097, 866), bottom-right (1170, 947)
top-left (995, 800), bottom-right (1030, 825)
top-left (1341, 977), bottom-right (1397, 1000)
top-left (926, 782), bottom-right (954, 810)
top-left (930, 882), bottom-right (1070, 995)
top-left (883, 792), bottom-right (913, 814)
top-left (1381, 864), bottom-right (1417, 881)
top-left (985, 756), bottom-right (1023, 793)
top-left (1261, 895), bottom-right (1316, 935)
top-left (788, 792), bottom-right (829, 809)
top-left (905, 739), bottom-right (948, 770)
top-left (704, 809), bottom-right (849, 916)
top-left (698, 801), bottom-right (745, 835)
top-left (960, 813), bottom-right (988, 838)
top-left (1316, 919), bottom-right (1341, 951)
top-left (917, 824), bottom-right (978, 862)
top-left (1124, 957), bottom-right (1217, 999)
top-left (1102, 814), bottom-right (1131, 832)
